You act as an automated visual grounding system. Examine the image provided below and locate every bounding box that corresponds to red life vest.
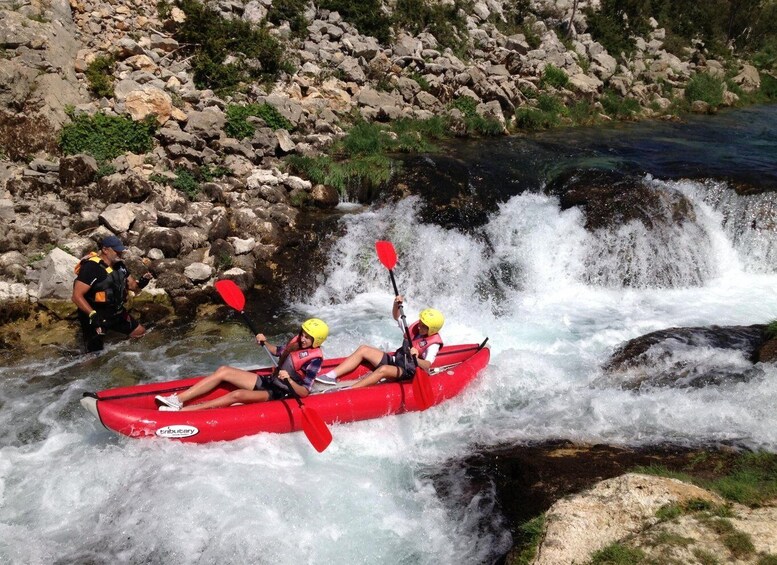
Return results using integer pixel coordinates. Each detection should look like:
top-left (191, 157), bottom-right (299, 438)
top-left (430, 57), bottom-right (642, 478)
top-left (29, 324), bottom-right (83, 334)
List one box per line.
top-left (407, 321), bottom-right (444, 358)
top-left (279, 335), bottom-right (323, 384)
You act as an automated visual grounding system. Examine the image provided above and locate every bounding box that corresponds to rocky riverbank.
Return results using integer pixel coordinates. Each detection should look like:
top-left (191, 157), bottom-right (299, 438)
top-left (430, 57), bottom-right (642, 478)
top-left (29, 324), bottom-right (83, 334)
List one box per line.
top-left (1, 0), bottom-right (775, 356)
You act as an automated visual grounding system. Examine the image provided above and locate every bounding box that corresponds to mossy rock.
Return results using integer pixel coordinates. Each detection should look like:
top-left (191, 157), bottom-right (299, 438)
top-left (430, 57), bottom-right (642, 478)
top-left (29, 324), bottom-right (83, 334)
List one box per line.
top-left (757, 337), bottom-right (777, 363)
top-left (39, 299), bottom-right (78, 320)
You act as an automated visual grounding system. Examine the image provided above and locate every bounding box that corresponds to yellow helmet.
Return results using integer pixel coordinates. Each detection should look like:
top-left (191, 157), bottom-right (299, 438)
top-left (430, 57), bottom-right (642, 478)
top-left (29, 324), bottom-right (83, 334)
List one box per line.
top-left (419, 308), bottom-right (444, 335)
top-left (301, 318), bottom-right (329, 347)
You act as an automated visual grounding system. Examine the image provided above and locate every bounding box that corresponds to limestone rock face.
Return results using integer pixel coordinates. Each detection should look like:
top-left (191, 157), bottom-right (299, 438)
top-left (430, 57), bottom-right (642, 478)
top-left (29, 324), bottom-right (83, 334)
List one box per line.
top-left (535, 473), bottom-right (723, 565)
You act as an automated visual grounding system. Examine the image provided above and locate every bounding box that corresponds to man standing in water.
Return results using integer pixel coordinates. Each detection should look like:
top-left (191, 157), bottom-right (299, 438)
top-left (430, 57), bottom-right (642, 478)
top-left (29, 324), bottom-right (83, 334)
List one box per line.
top-left (71, 236), bottom-right (151, 353)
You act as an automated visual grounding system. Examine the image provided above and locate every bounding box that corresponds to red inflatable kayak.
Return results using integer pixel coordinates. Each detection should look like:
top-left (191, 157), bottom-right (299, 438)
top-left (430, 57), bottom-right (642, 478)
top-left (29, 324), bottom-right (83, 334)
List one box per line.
top-left (81, 342), bottom-right (490, 443)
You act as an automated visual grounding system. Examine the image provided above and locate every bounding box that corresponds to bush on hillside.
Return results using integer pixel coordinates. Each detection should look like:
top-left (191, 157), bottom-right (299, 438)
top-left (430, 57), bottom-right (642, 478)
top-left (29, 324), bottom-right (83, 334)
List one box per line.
top-left (166, 0), bottom-right (285, 93)
top-left (59, 111), bottom-right (157, 163)
top-left (540, 64), bottom-right (569, 89)
top-left (225, 103), bottom-right (293, 139)
top-left (267, 0), bottom-right (309, 38)
top-left (392, 0), bottom-right (468, 53)
top-left (318, 0), bottom-right (391, 44)
top-left (85, 55), bottom-right (115, 99)
top-left (586, 0), bottom-right (777, 62)
top-left (685, 73), bottom-right (725, 107)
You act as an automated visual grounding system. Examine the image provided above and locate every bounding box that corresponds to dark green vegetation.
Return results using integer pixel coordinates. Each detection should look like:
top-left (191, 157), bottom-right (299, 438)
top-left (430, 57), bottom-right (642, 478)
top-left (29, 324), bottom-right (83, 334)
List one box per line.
top-left (391, 0), bottom-right (469, 54)
top-left (59, 110), bottom-right (157, 163)
top-left (287, 109), bottom-right (500, 196)
top-left (159, 0), bottom-right (287, 93)
top-left (508, 515), bottom-right (545, 565)
top-left (585, 0), bottom-right (777, 67)
top-left (318, 0), bottom-right (391, 44)
top-left (267, 0), bottom-right (309, 38)
top-left (85, 55), bottom-right (115, 99)
top-left (225, 103), bottom-right (293, 139)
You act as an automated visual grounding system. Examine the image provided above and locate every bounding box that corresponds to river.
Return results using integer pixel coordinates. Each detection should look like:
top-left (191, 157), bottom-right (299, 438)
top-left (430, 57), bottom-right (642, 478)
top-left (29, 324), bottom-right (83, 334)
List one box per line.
top-left (1, 106), bottom-right (776, 564)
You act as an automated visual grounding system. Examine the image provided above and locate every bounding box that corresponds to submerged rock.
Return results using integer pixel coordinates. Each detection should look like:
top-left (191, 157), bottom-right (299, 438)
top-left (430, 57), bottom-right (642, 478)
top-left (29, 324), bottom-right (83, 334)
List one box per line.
top-left (601, 325), bottom-right (769, 389)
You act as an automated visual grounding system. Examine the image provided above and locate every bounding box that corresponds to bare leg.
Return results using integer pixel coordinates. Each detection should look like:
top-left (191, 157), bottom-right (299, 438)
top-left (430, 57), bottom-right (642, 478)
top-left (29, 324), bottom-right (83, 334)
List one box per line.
top-left (330, 345), bottom-right (386, 378)
top-left (350, 364), bottom-right (403, 389)
top-left (178, 365), bottom-right (259, 404)
top-left (181, 388), bottom-right (271, 411)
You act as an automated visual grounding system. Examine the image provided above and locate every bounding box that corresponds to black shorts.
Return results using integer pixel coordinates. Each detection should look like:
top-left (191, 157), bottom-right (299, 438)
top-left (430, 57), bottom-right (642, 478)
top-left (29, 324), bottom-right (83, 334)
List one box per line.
top-left (78, 310), bottom-right (140, 352)
top-left (380, 352), bottom-right (414, 381)
top-left (255, 375), bottom-right (293, 401)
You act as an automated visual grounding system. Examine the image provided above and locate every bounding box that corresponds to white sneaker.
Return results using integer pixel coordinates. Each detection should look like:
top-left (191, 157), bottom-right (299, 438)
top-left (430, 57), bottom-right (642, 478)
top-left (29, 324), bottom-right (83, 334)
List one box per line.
top-left (158, 405), bottom-right (180, 411)
top-left (314, 372), bottom-right (338, 386)
top-left (156, 394), bottom-right (183, 410)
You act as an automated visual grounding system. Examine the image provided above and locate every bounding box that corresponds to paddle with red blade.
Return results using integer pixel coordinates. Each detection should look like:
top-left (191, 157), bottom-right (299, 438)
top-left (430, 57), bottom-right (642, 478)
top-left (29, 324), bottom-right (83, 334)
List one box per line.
top-left (214, 279), bottom-right (332, 452)
top-left (375, 241), bottom-right (434, 410)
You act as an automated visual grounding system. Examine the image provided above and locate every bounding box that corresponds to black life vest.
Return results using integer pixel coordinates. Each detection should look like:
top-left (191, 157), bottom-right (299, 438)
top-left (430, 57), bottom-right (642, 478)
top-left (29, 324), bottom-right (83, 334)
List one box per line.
top-left (75, 254), bottom-right (128, 312)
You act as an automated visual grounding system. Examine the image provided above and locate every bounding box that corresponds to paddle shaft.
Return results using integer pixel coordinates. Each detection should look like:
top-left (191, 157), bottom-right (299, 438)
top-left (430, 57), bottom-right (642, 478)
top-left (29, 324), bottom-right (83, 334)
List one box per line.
top-left (387, 269), bottom-right (417, 362)
top-left (260, 343), bottom-right (307, 409)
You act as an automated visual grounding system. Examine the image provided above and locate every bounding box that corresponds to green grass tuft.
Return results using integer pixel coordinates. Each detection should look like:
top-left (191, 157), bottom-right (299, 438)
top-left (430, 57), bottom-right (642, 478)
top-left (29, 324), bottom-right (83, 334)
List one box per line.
top-left (589, 542), bottom-right (645, 564)
top-left (225, 103), bottom-right (293, 139)
top-left (685, 73), bottom-right (725, 107)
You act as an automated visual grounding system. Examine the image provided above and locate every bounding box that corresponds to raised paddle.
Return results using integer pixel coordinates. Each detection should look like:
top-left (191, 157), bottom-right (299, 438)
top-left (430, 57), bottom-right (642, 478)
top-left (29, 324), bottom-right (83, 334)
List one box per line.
top-left (375, 241), bottom-right (434, 410)
top-left (214, 279), bottom-right (332, 452)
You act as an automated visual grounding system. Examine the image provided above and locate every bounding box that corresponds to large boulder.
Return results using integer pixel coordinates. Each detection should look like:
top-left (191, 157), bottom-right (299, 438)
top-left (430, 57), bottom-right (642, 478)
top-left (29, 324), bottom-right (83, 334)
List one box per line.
top-left (37, 247), bottom-right (79, 300)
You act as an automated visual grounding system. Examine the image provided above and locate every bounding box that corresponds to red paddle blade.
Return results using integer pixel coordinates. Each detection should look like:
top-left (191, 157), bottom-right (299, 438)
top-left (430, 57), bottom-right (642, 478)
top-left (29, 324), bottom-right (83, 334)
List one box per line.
top-left (300, 407), bottom-right (333, 452)
top-left (214, 279), bottom-right (245, 311)
top-left (412, 369), bottom-right (435, 411)
top-left (375, 240), bottom-right (397, 270)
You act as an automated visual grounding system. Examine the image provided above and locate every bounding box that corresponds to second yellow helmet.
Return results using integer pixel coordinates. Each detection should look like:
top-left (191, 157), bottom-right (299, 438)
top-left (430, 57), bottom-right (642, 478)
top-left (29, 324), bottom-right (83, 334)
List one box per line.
top-left (301, 318), bottom-right (329, 347)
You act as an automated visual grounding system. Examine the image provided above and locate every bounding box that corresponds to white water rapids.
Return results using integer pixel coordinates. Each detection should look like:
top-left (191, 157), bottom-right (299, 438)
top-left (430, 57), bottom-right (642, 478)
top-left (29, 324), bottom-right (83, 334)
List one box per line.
top-left (1, 178), bottom-right (776, 564)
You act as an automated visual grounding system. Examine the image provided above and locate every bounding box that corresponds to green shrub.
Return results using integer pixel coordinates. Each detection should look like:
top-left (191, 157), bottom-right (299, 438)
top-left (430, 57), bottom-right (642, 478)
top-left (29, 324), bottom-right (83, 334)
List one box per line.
top-left (760, 73), bottom-right (777, 101)
top-left (601, 90), bottom-right (641, 118)
top-left (392, 0), bottom-right (468, 53)
top-left (685, 73), bottom-right (725, 107)
top-left (59, 111), bottom-right (157, 163)
top-left (267, 0), bottom-right (309, 38)
top-left (541, 64), bottom-right (569, 89)
top-left (151, 164), bottom-right (231, 199)
top-left (170, 0), bottom-right (284, 93)
top-left (569, 100), bottom-right (598, 125)
top-left (225, 103), bottom-right (293, 139)
top-left (584, 1), bottom-right (650, 60)
top-left (767, 320), bottom-right (777, 339)
top-left (318, 0), bottom-right (391, 44)
top-left (514, 94), bottom-right (567, 130)
top-left (522, 23), bottom-right (541, 49)
top-left (172, 167), bottom-right (199, 199)
top-left (450, 96), bottom-right (478, 118)
top-left (287, 153), bottom-right (394, 196)
top-left (85, 55), bottom-right (115, 98)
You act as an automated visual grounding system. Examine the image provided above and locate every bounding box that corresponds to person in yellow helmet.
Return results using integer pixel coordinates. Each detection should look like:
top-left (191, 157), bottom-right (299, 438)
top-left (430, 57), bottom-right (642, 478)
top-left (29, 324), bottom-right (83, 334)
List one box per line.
top-left (315, 296), bottom-right (444, 389)
top-left (156, 318), bottom-right (328, 411)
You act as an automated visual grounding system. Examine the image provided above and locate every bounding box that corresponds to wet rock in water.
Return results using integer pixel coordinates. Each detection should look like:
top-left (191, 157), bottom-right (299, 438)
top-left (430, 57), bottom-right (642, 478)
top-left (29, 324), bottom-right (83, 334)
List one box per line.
top-left (544, 168), bottom-right (716, 288)
top-left (600, 324), bottom-right (769, 389)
